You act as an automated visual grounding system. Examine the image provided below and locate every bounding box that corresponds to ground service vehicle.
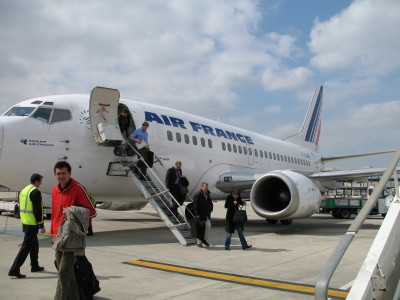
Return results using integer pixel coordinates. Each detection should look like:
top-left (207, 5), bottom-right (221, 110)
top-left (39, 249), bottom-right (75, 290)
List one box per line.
top-left (319, 187), bottom-right (393, 219)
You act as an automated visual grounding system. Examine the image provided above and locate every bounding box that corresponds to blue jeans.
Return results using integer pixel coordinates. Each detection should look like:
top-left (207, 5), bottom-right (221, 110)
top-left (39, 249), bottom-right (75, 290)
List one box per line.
top-left (225, 225), bottom-right (248, 249)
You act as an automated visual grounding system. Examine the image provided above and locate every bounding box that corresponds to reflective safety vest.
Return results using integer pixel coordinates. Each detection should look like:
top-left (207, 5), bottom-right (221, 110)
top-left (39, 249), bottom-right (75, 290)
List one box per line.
top-left (19, 184), bottom-right (40, 225)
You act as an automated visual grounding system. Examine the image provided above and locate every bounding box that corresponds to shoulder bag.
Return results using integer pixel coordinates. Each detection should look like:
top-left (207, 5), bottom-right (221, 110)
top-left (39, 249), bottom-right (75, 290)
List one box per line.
top-left (233, 204), bottom-right (247, 224)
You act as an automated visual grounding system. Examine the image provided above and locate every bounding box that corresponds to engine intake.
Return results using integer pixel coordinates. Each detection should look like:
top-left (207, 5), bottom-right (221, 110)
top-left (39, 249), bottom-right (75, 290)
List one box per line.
top-left (250, 170), bottom-right (321, 219)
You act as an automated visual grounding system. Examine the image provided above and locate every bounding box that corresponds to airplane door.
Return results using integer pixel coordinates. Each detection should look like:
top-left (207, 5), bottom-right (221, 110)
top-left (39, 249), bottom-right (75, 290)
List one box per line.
top-left (89, 87), bottom-right (124, 146)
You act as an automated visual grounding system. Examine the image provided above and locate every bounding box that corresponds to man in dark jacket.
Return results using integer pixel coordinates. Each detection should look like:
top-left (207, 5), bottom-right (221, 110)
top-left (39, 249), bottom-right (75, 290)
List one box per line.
top-left (165, 161), bottom-right (184, 221)
top-left (8, 173), bottom-right (46, 278)
top-left (192, 182), bottom-right (213, 247)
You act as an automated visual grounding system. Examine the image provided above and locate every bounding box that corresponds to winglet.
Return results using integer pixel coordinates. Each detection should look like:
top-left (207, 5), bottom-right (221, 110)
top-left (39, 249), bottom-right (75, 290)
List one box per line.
top-left (284, 84), bottom-right (323, 152)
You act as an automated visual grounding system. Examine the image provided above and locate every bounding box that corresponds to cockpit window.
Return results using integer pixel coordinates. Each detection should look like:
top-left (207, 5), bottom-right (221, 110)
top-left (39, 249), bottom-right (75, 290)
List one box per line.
top-left (32, 107), bottom-right (52, 123)
top-left (43, 101), bottom-right (54, 106)
top-left (3, 107), bottom-right (35, 116)
top-left (51, 109), bottom-right (71, 122)
top-left (31, 100), bottom-right (42, 104)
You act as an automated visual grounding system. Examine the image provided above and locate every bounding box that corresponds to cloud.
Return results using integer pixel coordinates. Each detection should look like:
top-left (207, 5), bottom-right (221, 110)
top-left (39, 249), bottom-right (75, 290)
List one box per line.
top-left (263, 32), bottom-right (299, 58)
top-left (322, 77), bottom-right (380, 108)
top-left (264, 104), bottom-right (282, 114)
top-left (309, 0), bottom-right (400, 76)
top-left (261, 67), bottom-right (313, 90)
top-left (321, 100), bottom-right (400, 153)
top-left (0, 0), bottom-right (308, 117)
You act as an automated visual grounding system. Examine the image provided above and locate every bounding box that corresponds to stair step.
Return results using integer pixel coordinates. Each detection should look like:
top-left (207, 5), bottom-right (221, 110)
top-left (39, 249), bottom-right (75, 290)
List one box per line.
top-left (125, 168), bottom-right (192, 246)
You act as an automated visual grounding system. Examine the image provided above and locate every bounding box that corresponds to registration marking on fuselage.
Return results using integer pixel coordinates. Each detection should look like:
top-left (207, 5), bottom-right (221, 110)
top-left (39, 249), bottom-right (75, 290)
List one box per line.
top-left (125, 259), bottom-right (349, 299)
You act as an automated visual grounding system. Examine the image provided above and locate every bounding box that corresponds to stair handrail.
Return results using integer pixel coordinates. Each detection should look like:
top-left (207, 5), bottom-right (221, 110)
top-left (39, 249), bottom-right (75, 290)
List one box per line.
top-left (315, 147), bottom-right (400, 299)
top-left (125, 142), bottom-right (193, 224)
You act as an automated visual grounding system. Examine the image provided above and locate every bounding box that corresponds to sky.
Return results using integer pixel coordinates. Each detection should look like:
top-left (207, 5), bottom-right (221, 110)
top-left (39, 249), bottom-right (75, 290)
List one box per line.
top-left (0, 0), bottom-right (399, 170)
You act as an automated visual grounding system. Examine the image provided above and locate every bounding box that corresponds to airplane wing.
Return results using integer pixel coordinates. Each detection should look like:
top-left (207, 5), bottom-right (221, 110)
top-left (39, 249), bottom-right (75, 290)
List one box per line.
top-left (308, 167), bottom-right (399, 180)
top-left (216, 167), bottom-right (400, 193)
top-left (321, 150), bottom-right (395, 163)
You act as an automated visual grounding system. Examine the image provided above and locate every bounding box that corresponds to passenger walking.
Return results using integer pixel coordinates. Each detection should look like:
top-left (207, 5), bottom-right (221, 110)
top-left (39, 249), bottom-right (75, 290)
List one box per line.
top-left (129, 121), bottom-right (150, 180)
top-left (114, 109), bottom-right (131, 156)
top-left (165, 161), bottom-right (186, 221)
top-left (118, 109), bottom-right (131, 139)
top-left (224, 189), bottom-right (252, 250)
top-left (50, 161), bottom-right (96, 300)
top-left (8, 173), bottom-right (46, 278)
top-left (192, 182), bottom-right (213, 247)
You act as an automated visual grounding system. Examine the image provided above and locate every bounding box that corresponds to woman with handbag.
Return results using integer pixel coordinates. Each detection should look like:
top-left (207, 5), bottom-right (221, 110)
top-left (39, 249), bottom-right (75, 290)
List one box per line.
top-left (224, 189), bottom-right (252, 250)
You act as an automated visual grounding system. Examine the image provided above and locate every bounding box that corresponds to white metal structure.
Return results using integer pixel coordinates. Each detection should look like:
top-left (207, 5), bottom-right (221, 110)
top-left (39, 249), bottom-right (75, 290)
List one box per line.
top-left (315, 148), bottom-right (400, 299)
top-left (346, 169), bottom-right (400, 299)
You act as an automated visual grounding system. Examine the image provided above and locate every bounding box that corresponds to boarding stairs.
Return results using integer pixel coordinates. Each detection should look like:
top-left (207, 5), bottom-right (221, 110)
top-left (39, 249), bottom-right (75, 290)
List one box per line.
top-left (315, 147), bottom-right (400, 299)
top-left (106, 149), bottom-right (196, 246)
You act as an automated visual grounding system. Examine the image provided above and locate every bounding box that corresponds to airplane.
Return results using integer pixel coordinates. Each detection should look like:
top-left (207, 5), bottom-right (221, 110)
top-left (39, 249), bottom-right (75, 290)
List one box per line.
top-left (0, 85), bottom-right (395, 225)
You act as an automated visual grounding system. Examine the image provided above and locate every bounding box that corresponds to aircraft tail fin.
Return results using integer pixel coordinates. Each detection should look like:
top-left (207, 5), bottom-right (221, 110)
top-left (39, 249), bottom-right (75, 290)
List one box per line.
top-left (284, 84), bottom-right (323, 152)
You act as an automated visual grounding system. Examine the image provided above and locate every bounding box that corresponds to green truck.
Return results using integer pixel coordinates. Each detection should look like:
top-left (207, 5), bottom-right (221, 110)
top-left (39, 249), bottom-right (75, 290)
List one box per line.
top-left (319, 187), bottom-right (394, 219)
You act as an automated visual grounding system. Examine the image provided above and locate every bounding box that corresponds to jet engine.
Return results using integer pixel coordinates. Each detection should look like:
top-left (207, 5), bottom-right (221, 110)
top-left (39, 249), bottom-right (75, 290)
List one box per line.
top-left (96, 201), bottom-right (147, 211)
top-left (250, 170), bottom-right (321, 220)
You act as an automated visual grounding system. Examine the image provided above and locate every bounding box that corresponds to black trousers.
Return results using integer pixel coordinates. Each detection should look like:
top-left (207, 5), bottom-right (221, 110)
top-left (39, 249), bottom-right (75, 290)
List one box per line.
top-left (137, 147), bottom-right (149, 176)
top-left (170, 184), bottom-right (181, 217)
top-left (9, 225), bottom-right (40, 273)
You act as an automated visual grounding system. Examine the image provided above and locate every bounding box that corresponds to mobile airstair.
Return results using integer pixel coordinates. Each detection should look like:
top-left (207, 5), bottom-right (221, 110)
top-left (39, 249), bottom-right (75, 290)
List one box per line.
top-left (315, 147), bottom-right (400, 299)
top-left (106, 158), bottom-right (196, 246)
top-left (88, 86), bottom-right (195, 246)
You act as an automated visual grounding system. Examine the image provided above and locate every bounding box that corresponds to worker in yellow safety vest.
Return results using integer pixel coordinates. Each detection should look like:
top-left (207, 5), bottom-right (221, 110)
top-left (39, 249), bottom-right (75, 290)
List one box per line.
top-left (8, 173), bottom-right (46, 278)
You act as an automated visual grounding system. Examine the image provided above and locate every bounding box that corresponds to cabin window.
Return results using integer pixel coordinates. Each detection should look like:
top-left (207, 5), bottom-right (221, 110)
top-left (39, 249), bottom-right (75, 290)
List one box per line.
top-left (167, 131), bottom-right (173, 141)
top-left (248, 148), bottom-right (252, 156)
top-left (51, 109), bottom-right (71, 123)
top-left (4, 107), bottom-right (35, 116)
top-left (269, 152), bottom-right (272, 159)
top-left (277, 154), bottom-right (280, 161)
top-left (192, 136), bottom-right (198, 145)
top-left (201, 138), bottom-right (205, 147)
top-left (222, 142), bottom-right (226, 151)
top-left (32, 107), bottom-right (52, 123)
top-left (254, 149), bottom-right (258, 157)
top-left (243, 147), bottom-right (247, 155)
top-left (273, 153), bottom-right (276, 160)
top-left (176, 132), bottom-right (182, 143)
top-left (208, 139), bottom-right (212, 148)
top-left (260, 150), bottom-right (263, 158)
top-left (233, 144), bottom-right (237, 153)
top-left (184, 134), bottom-right (190, 144)
top-left (264, 151), bottom-right (268, 159)
top-left (227, 143), bottom-right (232, 152)
top-left (238, 145), bottom-right (242, 154)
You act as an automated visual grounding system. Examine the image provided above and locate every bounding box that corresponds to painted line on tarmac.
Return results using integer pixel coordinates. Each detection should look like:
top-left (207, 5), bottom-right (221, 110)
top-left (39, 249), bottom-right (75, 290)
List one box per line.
top-left (126, 259), bottom-right (349, 299)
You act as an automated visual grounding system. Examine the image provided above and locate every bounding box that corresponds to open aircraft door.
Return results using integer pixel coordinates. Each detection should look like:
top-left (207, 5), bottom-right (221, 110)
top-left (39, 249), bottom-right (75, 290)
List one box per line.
top-left (89, 87), bottom-right (124, 146)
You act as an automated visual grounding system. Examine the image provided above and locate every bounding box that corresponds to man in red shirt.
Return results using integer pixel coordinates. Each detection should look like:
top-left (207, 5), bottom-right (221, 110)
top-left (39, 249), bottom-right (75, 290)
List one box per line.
top-left (50, 161), bottom-right (96, 300)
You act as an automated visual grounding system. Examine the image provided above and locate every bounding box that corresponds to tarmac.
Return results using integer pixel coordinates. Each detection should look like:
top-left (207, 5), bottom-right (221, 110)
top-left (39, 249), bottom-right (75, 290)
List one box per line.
top-left (0, 201), bottom-right (384, 300)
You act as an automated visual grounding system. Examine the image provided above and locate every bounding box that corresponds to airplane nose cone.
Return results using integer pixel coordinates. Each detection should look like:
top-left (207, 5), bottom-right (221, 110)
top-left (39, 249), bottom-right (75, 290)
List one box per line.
top-left (0, 120), bottom-right (3, 159)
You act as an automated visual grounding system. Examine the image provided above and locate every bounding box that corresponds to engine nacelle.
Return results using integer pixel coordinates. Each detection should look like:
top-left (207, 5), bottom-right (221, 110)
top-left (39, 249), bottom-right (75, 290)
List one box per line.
top-left (250, 170), bottom-right (321, 219)
top-left (96, 201), bottom-right (147, 211)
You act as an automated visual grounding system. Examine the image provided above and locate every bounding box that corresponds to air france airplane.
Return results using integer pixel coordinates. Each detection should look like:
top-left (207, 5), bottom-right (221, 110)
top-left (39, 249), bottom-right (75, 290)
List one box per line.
top-left (0, 86), bottom-right (393, 224)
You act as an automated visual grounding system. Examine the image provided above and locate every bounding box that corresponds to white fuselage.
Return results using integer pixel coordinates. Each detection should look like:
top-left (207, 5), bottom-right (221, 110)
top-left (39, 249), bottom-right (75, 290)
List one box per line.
top-left (0, 94), bottom-right (323, 203)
